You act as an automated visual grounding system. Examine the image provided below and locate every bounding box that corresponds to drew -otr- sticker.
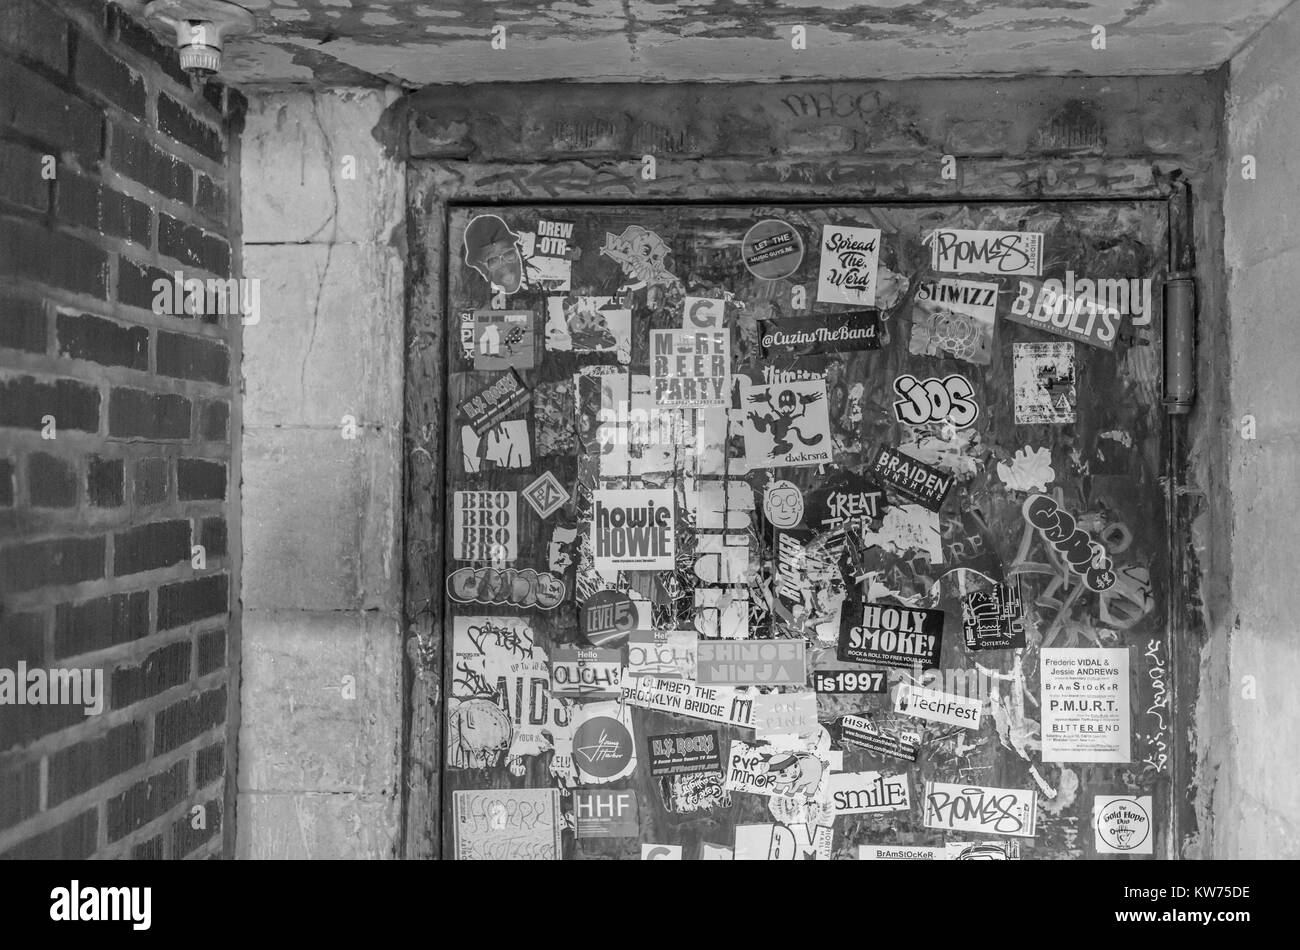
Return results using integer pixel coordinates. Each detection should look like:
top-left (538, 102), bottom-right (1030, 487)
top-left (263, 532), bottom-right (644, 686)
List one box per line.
top-left (742, 378), bottom-right (833, 468)
top-left (909, 278), bottom-right (998, 365)
top-left (817, 224), bottom-right (881, 306)
top-left (926, 228), bottom-right (1042, 277)
top-left (1013, 342), bottom-right (1076, 425)
top-left (743, 219), bottom-right (804, 280)
top-left (463, 214), bottom-right (524, 295)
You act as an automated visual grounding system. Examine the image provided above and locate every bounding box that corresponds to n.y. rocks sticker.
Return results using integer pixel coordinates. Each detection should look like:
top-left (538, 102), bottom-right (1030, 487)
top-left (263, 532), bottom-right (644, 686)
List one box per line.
top-left (817, 224), bottom-right (881, 306)
top-left (648, 731), bottom-right (723, 777)
top-left (760, 310), bottom-right (881, 356)
top-left (650, 329), bottom-right (731, 408)
top-left (869, 445), bottom-right (954, 512)
top-left (592, 489), bottom-right (676, 578)
top-left (456, 369), bottom-right (530, 437)
top-left (742, 378), bottom-right (833, 469)
top-left (743, 219), bottom-right (804, 280)
top-left (926, 228), bottom-right (1042, 277)
top-left (1013, 342), bottom-right (1076, 425)
top-left (923, 781), bottom-right (1038, 838)
top-left (838, 602), bottom-right (944, 670)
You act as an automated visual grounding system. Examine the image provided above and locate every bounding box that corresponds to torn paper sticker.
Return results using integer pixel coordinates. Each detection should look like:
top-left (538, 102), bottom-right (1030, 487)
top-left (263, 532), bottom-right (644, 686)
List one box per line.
top-left (1013, 342), bottom-right (1076, 425)
top-left (996, 445), bottom-right (1055, 493)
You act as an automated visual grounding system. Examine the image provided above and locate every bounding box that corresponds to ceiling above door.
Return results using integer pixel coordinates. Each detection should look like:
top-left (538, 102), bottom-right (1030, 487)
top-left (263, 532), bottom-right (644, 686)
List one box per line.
top-left (114, 0), bottom-right (1296, 87)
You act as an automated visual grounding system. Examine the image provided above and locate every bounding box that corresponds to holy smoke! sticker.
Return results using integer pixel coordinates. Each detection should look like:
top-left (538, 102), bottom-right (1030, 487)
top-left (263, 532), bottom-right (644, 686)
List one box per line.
top-left (838, 602), bottom-right (944, 670)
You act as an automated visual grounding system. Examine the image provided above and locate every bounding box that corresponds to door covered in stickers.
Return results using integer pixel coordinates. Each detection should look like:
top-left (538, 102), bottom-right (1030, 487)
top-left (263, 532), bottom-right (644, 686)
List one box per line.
top-left (442, 202), bottom-right (1170, 861)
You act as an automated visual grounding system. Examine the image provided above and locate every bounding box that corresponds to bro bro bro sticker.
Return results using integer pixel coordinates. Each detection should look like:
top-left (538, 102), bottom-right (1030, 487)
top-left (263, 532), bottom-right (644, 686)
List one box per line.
top-left (592, 489), bottom-right (676, 578)
top-left (838, 602), bottom-right (944, 670)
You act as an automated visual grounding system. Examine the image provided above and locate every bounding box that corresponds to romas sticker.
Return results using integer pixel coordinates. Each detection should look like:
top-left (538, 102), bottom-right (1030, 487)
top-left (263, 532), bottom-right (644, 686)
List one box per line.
top-left (571, 701), bottom-right (637, 784)
top-left (838, 602), bottom-right (944, 670)
top-left (923, 781), bottom-right (1038, 838)
top-left (926, 228), bottom-right (1042, 277)
top-left (743, 219), bottom-right (804, 280)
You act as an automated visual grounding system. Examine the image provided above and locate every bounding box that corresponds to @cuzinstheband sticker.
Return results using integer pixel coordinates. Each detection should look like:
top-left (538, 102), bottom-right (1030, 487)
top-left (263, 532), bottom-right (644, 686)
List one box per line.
top-left (923, 781), bottom-right (1038, 838)
top-left (742, 378), bottom-right (833, 468)
top-left (760, 310), bottom-right (881, 356)
top-left (869, 445), bottom-right (954, 512)
top-left (743, 219), bottom-right (804, 280)
top-left (838, 602), bottom-right (944, 670)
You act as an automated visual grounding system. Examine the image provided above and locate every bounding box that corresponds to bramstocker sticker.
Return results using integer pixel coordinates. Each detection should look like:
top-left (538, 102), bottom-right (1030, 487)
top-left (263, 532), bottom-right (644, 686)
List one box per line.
top-left (838, 602), bottom-right (944, 670)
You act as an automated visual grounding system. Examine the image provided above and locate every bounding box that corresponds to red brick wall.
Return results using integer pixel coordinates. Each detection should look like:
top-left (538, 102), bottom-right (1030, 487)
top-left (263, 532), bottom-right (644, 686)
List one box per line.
top-left (1, 0), bottom-right (242, 859)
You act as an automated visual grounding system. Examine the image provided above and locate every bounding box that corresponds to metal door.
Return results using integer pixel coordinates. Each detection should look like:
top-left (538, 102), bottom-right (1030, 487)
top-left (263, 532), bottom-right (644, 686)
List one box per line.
top-left (441, 202), bottom-right (1171, 860)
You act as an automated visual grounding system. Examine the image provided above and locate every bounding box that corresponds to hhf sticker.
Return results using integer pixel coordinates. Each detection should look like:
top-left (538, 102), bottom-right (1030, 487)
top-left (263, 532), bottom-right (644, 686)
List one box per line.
top-left (1013, 342), bottom-right (1076, 425)
top-left (452, 491), bottom-right (517, 562)
top-left (926, 228), bottom-right (1042, 277)
top-left (742, 378), bottom-right (832, 469)
top-left (1094, 795), bottom-right (1153, 855)
top-left (743, 219), bottom-right (804, 280)
top-left (592, 489), bottom-right (676, 578)
top-left (650, 329), bottom-right (731, 408)
top-left (817, 224), bottom-right (881, 306)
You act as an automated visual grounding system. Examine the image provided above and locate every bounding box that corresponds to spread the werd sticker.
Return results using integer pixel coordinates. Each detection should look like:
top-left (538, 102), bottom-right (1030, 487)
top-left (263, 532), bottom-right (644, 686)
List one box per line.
top-left (456, 369), bottom-right (531, 437)
top-left (838, 602), bottom-right (944, 670)
top-left (471, 310), bottom-right (535, 370)
top-left (452, 490), bottom-right (517, 562)
top-left (909, 277), bottom-right (998, 365)
top-left (1013, 342), bottom-right (1076, 425)
top-left (544, 295), bottom-right (632, 362)
top-left (463, 214), bottom-right (524, 294)
top-left (648, 731), bottom-right (723, 777)
top-left (923, 781), bottom-right (1038, 838)
top-left (1041, 648), bottom-right (1131, 763)
top-left (1093, 795), bottom-right (1153, 855)
top-left (869, 445), bottom-right (954, 512)
top-left (962, 582), bottom-right (1027, 650)
top-left (696, 639), bottom-right (806, 687)
top-left (817, 224), bottom-right (882, 306)
top-left (925, 227), bottom-right (1043, 277)
top-left (741, 378), bottom-right (833, 469)
top-left (742, 219), bottom-right (804, 280)
top-left (592, 489), bottom-right (676, 578)
top-left (650, 329), bottom-right (731, 408)
top-left (839, 715), bottom-right (921, 763)
top-left (759, 310), bottom-right (881, 356)
top-left (892, 373), bottom-right (980, 429)
top-left (550, 646), bottom-right (622, 700)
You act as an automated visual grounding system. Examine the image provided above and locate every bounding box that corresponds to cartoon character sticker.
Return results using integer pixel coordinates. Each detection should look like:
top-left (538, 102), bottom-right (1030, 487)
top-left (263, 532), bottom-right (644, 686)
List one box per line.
top-left (742, 379), bottom-right (833, 468)
top-left (600, 225), bottom-right (677, 291)
top-left (463, 214), bottom-right (524, 295)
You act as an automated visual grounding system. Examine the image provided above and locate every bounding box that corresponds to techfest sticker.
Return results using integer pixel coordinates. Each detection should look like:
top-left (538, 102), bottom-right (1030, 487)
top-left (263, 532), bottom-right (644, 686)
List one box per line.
top-left (743, 219), bottom-right (804, 280)
top-left (838, 602), bottom-right (944, 670)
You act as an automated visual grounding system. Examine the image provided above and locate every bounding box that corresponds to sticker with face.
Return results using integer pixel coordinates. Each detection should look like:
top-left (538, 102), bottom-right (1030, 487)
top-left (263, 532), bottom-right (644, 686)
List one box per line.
top-left (763, 479), bottom-right (804, 528)
top-left (600, 225), bottom-right (677, 290)
top-left (464, 214), bottom-right (524, 294)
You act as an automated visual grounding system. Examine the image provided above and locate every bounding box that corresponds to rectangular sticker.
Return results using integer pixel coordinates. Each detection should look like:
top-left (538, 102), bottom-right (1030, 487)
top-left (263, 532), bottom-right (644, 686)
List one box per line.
top-left (650, 329), bottom-right (731, 407)
top-left (840, 715), bottom-right (920, 763)
top-left (456, 369), bottom-right (531, 437)
top-left (838, 602), bottom-right (944, 670)
top-left (927, 228), bottom-right (1043, 277)
top-left (760, 310), bottom-right (882, 356)
top-left (869, 445), bottom-right (953, 512)
top-left (1013, 341), bottom-right (1076, 425)
top-left (859, 845), bottom-right (948, 860)
top-left (627, 629), bottom-right (696, 680)
top-left (647, 730), bottom-right (723, 777)
top-left (923, 781), bottom-right (1039, 838)
top-left (573, 789), bottom-right (638, 839)
top-left (453, 788), bottom-right (562, 860)
top-left (549, 646), bottom-right (622, 699)
top-left (909, 278), bottom-right (998, 365)
top-left (753, 691), bottom-right (819, 737)
top-left (813, 668), bottom-right (887, 694)
top-left (725, 741), bottom-right (832, 805)
top-left (696, 639), bottom-right (807, 687)
top-left (544, 295), bottom-right (631, 362)
top-left (1004, 277), bottom-right (1121, 350)
top-left (817, 224), bottom-right (881, 306)
top-left (620, 676), bottom-right (757, 728)
top-left (741, 378), bottom-right (833, 469)
top-left (829, 771), bottom-right (911, 815)
top-left (962, 582), bottom-right (1026, 650)
top-left (452, 490), bottom-right (517, 562)
top-left (893, 683), bottom-right (981, 730)
top-left (1041, 647), bottom-right (1131, 763)
top-left (592, 488), bottom-right (676, 578)
top-left (471, 309), bottom-right (536, 370)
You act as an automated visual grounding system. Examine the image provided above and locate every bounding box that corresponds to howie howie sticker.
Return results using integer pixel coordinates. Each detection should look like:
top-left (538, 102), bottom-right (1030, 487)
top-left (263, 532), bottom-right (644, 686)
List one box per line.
top-left (869, 445), bottom-right (954, 512)
top-left (743, 219), bottom-right (804, 280)
top-left (592, 489), bottom-right (676, 578)
top-left (838, 602), bottom-right (944, 670)
top-left (760, 310), bottom-right (881, 356)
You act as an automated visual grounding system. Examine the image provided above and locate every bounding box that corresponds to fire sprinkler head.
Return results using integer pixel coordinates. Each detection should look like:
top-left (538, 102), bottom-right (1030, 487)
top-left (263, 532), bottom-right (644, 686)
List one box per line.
top-left (143, 0), bottom-right (256, 78)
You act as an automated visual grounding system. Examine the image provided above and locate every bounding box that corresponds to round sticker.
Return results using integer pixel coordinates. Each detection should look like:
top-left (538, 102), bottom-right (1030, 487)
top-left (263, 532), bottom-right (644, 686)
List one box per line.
top-left (572, 714), bottom-right (633, 780)
top-left (742, 219), bottom-right (804, 280)
top-left (581, 589), bottom-right (637, 647)
top-left (763, 479), bottom-right (804, 528)
top-left (1095, 797), bottom-right (1151, 852)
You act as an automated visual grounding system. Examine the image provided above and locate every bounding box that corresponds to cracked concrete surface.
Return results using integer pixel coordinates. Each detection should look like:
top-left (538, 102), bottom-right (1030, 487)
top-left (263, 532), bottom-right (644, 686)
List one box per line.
top-left (111, 0), bottom-right (1296, 87)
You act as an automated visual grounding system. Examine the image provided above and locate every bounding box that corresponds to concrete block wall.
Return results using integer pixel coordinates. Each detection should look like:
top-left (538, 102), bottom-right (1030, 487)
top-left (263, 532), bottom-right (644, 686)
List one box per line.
top-left (0, 0), bottom-right (242, 859)
top-left (238, 87), bottom-right (405, 859)
top-left (1200, 0), bottom-right (1300, 859)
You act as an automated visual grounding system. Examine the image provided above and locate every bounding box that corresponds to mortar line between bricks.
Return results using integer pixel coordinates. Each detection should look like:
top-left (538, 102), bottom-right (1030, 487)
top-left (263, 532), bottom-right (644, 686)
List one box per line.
top-left (0, 278), bottom-right (241, 341)
top-left (92, 773), bottom-right (227, 860)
